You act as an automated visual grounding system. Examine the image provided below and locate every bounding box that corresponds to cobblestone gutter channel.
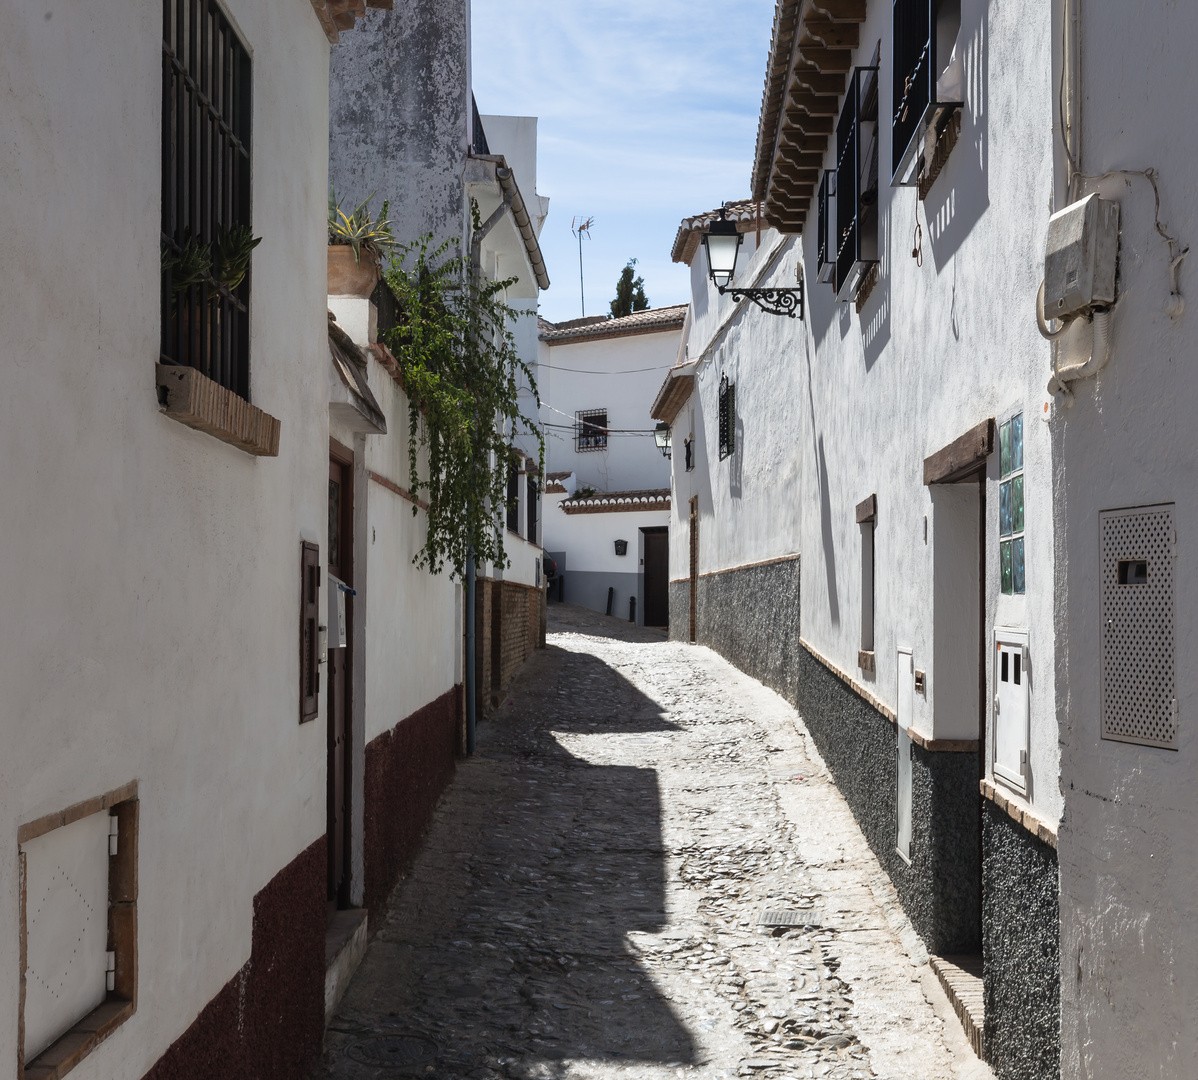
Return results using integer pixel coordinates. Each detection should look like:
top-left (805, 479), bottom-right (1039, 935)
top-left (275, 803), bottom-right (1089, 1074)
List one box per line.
top-left (323, 605), bottom-right (992, 1080)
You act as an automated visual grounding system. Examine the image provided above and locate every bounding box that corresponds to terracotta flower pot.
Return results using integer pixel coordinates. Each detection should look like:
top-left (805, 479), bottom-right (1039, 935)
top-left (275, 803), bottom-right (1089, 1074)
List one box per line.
top-left (328, 244), bottom-right (380, 298)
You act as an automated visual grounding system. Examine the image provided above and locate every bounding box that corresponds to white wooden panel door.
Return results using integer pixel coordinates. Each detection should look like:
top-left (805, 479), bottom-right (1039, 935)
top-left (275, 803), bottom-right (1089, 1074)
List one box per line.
top-left (896, 647), bottom-right (914, 863)
top-left (22, 811), bottom-right (110, 1061)
top-left (994, 626), bottom-right (1029, 792)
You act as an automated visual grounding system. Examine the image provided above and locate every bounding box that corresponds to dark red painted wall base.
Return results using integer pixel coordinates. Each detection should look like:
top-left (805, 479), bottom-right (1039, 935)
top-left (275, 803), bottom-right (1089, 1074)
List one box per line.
top-left (141, 837), bottom-right (325, 1080)
top-left (363, 685), bottom-right (461, 923)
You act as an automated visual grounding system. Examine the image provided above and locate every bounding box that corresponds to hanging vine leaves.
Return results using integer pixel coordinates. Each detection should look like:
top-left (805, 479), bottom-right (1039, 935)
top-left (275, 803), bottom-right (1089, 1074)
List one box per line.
top-left (381, 224), bottom-right (543, 579)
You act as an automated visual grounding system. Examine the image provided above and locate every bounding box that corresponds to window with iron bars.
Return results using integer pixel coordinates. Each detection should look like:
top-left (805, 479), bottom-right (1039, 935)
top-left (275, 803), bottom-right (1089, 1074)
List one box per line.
top-left (161, 0), bottom-right (253, 398)
top-left (506, 456), bottom-right (520, 534)
top-left (526, 464), bottom-right (538, 543)
top-left (576, 410), bottom-right (608, 452)
top-left (892, 0), bottom-right (963, 186)
top-left (718, 376), bottom-right (736, 461)
top-left (816, 171), bottom-right (836, 285)
top-left (834, 65), bottom-right (880, 302)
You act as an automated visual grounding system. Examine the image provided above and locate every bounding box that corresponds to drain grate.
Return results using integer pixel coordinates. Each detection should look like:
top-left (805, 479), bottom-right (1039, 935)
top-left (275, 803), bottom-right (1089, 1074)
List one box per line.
top-left (757, 908), bottom-right (821, 928)
top-left (345, 1035), bottom-right (438, 1067)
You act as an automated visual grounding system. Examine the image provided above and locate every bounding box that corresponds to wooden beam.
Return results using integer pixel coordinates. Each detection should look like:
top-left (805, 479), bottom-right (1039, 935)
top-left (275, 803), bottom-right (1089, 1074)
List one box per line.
top-left (783, 109), bottom-right (834, 135)
top-left (810, 0), bottom-right (867, 21)
top-left (788, 89), bottom-right (840, 116)
top-left (923, 419), bottom-right (996, 484)
top-left (777, 146), bottom-right (824, 167)
top-left (791, 64), bottom-right (846, 97)
top-left (802, 18), bottom-right (860, 49)
top-left (797, 46), bottom-right (852, 74)
top-left (855, 493), bottom-right (877, 523)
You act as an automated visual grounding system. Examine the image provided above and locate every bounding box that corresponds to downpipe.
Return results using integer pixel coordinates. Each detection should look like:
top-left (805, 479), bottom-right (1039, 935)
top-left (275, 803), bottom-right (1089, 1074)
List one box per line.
top-left (465, 554), bottom-right (476, 755)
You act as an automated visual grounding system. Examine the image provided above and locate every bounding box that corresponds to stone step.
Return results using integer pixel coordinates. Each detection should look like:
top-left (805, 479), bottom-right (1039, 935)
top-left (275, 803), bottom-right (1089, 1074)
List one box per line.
top-left (930, 953), bottom-right (984, 1059)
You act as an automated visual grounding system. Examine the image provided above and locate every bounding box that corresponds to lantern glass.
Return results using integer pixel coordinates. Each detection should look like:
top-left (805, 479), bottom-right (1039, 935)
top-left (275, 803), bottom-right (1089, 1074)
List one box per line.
top-left (703, 225), bottom-right (742, 289)
top-left (654, 422), bottom-right (671, 451)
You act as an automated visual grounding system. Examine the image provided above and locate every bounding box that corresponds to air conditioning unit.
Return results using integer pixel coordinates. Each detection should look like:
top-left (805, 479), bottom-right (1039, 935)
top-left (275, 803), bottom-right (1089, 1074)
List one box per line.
top-left (1044, 193), bottom-right (1119, 319)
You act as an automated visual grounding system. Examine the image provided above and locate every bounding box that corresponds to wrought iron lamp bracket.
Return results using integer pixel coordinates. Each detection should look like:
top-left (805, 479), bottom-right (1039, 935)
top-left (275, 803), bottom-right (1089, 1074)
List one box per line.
top-left (718, 283), bottom-right (803, 319)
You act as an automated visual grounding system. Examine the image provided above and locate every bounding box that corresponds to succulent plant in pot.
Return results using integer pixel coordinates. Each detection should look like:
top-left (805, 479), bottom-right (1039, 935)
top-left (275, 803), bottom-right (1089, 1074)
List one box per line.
top-left (328, 189), bottom-right (397, 297)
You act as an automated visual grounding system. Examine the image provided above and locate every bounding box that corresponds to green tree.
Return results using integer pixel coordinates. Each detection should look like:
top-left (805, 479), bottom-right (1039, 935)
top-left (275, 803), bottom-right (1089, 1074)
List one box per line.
top-left (610, 258), bottom-right (650, 318)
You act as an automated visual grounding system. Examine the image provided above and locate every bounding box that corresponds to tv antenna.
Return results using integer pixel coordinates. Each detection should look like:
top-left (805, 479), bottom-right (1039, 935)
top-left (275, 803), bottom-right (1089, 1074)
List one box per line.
top-left (571, 215), bottom-right (595, 316)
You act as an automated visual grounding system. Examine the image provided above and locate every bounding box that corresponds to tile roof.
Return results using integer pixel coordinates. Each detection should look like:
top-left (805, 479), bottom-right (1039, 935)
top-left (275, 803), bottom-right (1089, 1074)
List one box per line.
top-left (559, 489), bottom-right (671, 515)
top-left (750, 0), bottom-right (869, 233)
top-left (539, 305), bottom-right (687, 344)
top-left (670, 199), bottom-right (761, 265)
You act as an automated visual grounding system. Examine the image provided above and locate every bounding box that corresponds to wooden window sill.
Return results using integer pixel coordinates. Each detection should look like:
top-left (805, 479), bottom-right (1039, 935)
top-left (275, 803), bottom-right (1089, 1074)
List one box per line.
top-left (156, 363), bottom-right (280, 457)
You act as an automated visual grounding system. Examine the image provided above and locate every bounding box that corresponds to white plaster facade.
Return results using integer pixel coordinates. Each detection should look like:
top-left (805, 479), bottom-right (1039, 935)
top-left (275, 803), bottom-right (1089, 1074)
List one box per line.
top-left (1, 0), bottom-right (335, 1073)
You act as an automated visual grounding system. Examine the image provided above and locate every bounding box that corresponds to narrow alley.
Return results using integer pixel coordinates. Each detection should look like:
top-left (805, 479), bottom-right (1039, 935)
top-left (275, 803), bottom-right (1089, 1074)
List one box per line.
top-left (322, 606), bottom-right (992, 1080)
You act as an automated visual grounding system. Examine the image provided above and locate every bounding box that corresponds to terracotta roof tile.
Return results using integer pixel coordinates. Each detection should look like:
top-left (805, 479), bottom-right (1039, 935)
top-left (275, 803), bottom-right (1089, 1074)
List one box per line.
top-left (539, 305), bottom-right (687, 344)
top-left (559, 489), bottom-right (671, 515)
top-left (670, 199), bottom-right (761, 265)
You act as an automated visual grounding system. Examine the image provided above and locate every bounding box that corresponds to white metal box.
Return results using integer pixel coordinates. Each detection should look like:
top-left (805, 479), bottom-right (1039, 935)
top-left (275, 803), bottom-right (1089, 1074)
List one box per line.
top-left (328, 572), bottom-right (348, 649)
top-left (1044, 193), bottom-right (1119, 319)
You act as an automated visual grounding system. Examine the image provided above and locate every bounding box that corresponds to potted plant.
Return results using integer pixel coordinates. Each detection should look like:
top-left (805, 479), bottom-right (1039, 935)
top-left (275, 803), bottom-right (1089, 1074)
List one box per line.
top-left (328, 189), bottom-right (396, 298)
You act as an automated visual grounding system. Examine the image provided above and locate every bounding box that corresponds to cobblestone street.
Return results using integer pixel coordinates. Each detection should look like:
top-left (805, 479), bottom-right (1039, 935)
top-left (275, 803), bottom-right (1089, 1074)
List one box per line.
top-left (322, 605), bottom-right (993, 1080)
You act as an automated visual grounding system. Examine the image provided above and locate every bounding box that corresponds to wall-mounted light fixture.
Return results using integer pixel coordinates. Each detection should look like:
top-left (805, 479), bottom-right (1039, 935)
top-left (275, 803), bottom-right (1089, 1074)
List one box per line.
top-left (654, 422), bottom-right (672, 458)
top-left (702, 206), bottom-right (803, 318)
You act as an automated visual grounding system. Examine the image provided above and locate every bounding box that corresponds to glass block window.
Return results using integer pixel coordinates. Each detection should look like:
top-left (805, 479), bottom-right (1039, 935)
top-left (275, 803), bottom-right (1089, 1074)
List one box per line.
top-left (998, 414), bottom-right (1025, 594)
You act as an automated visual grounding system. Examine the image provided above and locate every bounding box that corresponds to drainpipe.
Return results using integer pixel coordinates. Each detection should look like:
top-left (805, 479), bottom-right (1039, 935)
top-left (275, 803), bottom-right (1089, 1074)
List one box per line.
top-left (463, 184), bottom-right (513, 755)
top-left (465, 554), bottom-right (476, 755)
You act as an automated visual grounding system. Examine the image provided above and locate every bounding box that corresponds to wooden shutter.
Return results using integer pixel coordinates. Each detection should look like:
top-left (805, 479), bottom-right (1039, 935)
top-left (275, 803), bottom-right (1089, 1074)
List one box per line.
top-left (300, 541), bottom-right (320, 723)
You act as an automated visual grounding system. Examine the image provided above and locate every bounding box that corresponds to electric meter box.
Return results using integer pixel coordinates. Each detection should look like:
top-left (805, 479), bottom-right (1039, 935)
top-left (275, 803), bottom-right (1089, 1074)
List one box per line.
top-left (1044, 193), bottom-right (1119, 319)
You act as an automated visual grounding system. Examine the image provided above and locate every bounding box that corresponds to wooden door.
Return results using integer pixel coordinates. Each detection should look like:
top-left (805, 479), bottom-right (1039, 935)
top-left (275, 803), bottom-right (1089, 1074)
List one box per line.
top-left (327, 453), bottom-right (353, 908)
top-left (642, 528), bottom-right (669, 627)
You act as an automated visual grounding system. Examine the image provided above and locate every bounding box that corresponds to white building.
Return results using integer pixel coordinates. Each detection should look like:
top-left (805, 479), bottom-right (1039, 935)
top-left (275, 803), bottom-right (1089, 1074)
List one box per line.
top-left (538, 307), bottom-right (686, 626)
top-left (653, 0), bottom-right (1198, 1077)
top-left (1, 2), bottom-right (391, 1077)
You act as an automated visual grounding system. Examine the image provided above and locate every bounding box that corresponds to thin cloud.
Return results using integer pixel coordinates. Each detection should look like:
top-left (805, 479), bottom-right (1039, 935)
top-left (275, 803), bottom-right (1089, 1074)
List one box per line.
top-left (473, 0), bottom-right (773, 320)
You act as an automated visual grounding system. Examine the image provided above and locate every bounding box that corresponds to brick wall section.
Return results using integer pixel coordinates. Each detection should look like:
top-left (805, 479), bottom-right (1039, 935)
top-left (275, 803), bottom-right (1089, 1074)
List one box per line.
top-left (474, 578), bottom-right (545, 715)
top-left (141, 838), bottom-right (325, 1080)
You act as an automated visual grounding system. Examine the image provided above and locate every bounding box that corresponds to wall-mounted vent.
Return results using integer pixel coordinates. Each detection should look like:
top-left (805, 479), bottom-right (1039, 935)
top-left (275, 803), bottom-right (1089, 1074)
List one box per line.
top-left (1100, 504), bottom-right (1176, 749)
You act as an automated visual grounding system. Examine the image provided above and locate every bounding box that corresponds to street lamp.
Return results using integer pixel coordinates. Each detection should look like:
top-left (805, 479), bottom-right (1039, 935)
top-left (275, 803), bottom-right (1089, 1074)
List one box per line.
top-left (701, 206), bottom-right (803, 319)
top-left (654, 422), bottom-right (672, 458)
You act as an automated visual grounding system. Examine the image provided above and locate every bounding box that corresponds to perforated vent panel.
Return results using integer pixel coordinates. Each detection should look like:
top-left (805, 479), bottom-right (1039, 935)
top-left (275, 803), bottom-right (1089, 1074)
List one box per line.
top-left (1100, 505), bottom-right (1176, 749)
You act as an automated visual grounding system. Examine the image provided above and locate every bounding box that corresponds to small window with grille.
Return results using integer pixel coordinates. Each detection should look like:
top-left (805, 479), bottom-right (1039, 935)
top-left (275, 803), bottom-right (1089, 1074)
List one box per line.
top-left (718, 375), bottom-right (736, 461)
top-left (526, 462), bottom-right (538, 542)
top-left (506, 455), bottom-right (520, 533)
top-left (998, 414), bottom-right (1025, 594)
top-left (576, 410), bottom-right (608, 452)
top-left (161, 0), bottom-right (254, 398)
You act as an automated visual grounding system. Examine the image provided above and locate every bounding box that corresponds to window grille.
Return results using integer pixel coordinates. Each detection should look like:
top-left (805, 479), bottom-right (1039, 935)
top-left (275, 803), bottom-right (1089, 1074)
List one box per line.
top-left (834, 66), bottom-right (880, 302)
top-left (892, 0), bottom-right (964, 186)
top-left (526, 464), bottom-right (538, 542)
top-left (816, 171), bottom-right (836, 285)
top-left (471, 93), bottom-right (490, 155)
top-left (506, 457), bottom-right (520, 533)
top-left (161, 0), bottom-right (253, 398)
top-left (998, 414), bottom-right (1026, 594)
top-left (718, 375), bottom-right (735, 461)
top-left (576, 410), bottom-right (608, 452)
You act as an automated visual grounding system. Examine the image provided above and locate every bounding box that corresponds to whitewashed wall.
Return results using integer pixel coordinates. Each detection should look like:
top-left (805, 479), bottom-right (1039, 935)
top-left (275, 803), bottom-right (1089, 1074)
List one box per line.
top-left (0, 1), bottom-right (331, 1074)
top-left (668, 231), bottom-right (804, 583)
top-left (540, 327), bottom-right (681, 492)
top-left (1053, 3), bottom-right (1198, 1074)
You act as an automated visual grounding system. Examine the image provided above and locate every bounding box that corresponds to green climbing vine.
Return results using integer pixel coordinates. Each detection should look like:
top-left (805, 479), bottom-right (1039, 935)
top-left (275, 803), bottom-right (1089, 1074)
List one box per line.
top-left (381, 219), bottom-right (543, 579)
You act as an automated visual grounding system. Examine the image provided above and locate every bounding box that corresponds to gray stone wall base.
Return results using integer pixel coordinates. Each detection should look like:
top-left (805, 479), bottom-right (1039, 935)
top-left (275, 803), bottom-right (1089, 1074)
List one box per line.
top-left (667, 558), bottom-right (801, 700)
top-left (796, 646), bottom-right (981, 955)
top-left (982, 799), bottom-right (1060, 1080)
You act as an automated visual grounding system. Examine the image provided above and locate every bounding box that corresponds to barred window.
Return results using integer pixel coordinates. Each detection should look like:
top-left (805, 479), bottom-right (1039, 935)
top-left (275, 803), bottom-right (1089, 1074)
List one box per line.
top-left (718, 375), bottom-right (736, 461)
top-left (506, 456), bottom-right (520, 534)
top-left (161, 0), bottom-right (253, 398)
top-left (576, 410), bottom-right (608, 452)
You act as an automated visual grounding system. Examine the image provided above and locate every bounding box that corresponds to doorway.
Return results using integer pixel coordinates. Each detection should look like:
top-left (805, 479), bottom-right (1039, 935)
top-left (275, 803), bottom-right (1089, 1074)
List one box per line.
top-left (642, 527), bottom-right (669, 628)
top-left (327, 448), bottom-right (354, 910)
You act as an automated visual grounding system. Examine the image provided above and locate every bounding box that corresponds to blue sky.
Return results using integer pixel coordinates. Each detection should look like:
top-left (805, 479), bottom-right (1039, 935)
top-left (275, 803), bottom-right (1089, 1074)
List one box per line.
top-left (471, 1), bottom-right (774, 323)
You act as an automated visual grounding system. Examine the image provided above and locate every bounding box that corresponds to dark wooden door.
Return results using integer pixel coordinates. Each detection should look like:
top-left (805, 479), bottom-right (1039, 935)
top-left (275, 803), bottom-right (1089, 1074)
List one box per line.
top-left (327, 453), bottom-right (353, 908)
top-left (642, 528), bottom-right (669, 627)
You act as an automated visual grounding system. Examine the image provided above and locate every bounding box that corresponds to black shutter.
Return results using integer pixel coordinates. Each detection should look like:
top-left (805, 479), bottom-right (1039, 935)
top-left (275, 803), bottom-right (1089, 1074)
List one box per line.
top-left (300, 541), bottom-right (320, 723)
top-left (892, 0), bottom-right (934, 180)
